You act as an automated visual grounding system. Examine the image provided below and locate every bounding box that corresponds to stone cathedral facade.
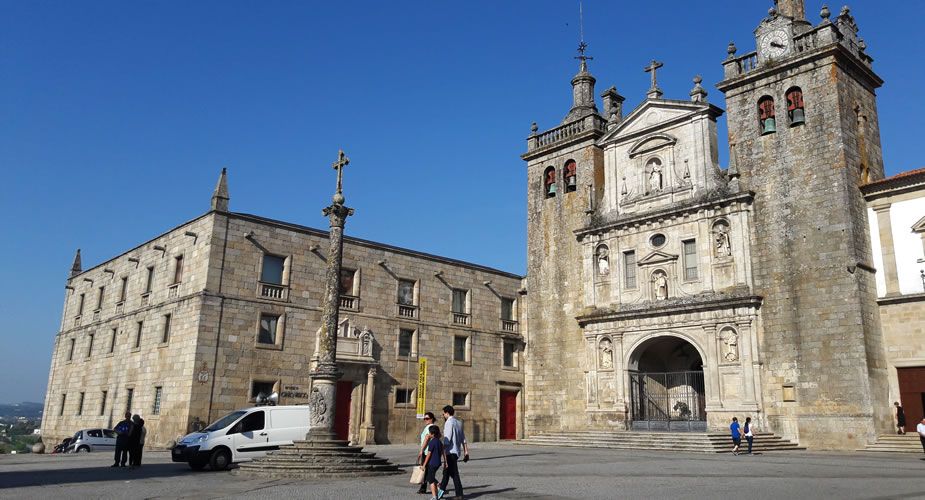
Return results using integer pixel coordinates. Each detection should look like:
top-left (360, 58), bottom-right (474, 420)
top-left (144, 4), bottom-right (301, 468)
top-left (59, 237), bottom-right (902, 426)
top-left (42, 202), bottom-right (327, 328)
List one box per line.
top-left (523, 1), bottom-right (899, 449)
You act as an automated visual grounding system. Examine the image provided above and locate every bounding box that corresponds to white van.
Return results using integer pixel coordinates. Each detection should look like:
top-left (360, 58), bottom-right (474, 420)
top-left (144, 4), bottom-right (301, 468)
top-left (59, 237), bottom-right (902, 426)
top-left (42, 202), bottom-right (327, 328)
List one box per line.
top-left (171, 405), bottom-right (310, 470)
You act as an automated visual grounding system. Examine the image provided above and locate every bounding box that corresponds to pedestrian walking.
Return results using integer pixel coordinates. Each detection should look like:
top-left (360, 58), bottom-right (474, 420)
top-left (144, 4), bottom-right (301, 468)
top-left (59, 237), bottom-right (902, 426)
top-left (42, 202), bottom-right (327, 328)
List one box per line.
top-left (743, 417), bottom-right (754, 455)
top-left (129, 415), bottom-right (146, 467)
top-left (917, 417), bottom-right (925, 455)
top-left (894, 402), bottom-right (906, 434)
top-left (416, 412), bottom-right (437, 494)
top-left (438, 405), bottom-right (469, 500)
top-left (112, 411), bottom-right (133, 467)
top-left (730, 416), bottom-right (742, 456)
top-left (423, 425), bottom-right (447, 500)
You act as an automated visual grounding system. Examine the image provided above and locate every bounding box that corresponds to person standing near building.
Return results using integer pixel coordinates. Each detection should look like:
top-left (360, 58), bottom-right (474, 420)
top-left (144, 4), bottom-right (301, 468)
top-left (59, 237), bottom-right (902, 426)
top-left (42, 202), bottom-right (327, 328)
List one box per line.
top-left (730, 416), bottom-right (742, 456)
top-left (894, 402), bottom-right (906, 434)
top-left (423, 425), bottom-right (447, 500)
top-left (112, 411), bottom-right (133, 467)
top-left (743, 417), bottom-right (754, 455)
top-left (415, 412), bottom-right (436, 495)
top-left (128, 414), bottom-right (145, 469)
top-left (917, 417), bottom-right (925, 455)
top-left (438, 405), bottom-right (469, 500)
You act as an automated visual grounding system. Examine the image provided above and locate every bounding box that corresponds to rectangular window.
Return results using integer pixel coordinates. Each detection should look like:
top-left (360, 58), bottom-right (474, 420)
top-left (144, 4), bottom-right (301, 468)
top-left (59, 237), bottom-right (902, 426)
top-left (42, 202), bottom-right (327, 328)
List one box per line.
top-left (161, 314), bottom-right (172, 343)
top-left (59, 394), bottom-right (66, 416)
top-left (134, 321), bottom-right (143, 348)
top-left (67, 338), bottom-right (75, 361)
top-left (683, 240), bottom-right (698, 281)
top-left (258, 314), bottom-right (279, 344)
top-left (260, 255), bottom-right (285, 285)
top-left (86, 333), bottom-right (94, 358)
top-left (77, 392), bottom-right (85, 416)
top-left (452, 289), bottom-right (468, 314)
top-left (397, 279), bottom-right (415, 306)
top-left (125, 388), bottom-right (134, 413)
top-left (144, 266), bottom-right (154, 293)
top-left (453, 335), bottom-right (469, 363)
top-left (109, 328), bottom-right (117, 353)
top-left (398, 328), bottom-right (415, 357)
top-left (251, 380), bottom-right (275, 399)
top-left (173, 255), bottom-right (184, 284)
top-left (100, 390), bottom-right (108, 415)
top-left (77, 293), bottom-right (85, 316)
top-left (452, 392), bottom-right (469, 407)
top-left (96, 286), bottom-right (105, 310)
top-left (503, 341), bottom-right (516, 368)
top-left (624, 251), bottom-right (637, 289)
top-left (152, 386), bottom-right (163, 415)
top-left (119, 277), bottom-right (128, 302)
top-left (339, 268), bottom-right (356, 296)
top-left (395, 388), bottom-right (413, 406)
top-left (501, 298), bottom-right (515, 321)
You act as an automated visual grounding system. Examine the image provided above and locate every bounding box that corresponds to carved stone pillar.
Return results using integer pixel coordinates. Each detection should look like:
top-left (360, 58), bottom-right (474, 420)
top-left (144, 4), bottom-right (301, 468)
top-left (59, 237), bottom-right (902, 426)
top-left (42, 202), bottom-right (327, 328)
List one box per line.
top-left (703, 325), bottom-right (722, 408)
top-left (737, 320), bottom-right (758, 407)
top-left (361, 366), bottom-right (376, 444)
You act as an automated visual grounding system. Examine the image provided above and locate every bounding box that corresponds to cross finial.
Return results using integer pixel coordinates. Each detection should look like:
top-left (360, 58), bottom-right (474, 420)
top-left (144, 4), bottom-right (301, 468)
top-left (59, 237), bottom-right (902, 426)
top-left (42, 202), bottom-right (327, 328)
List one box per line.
top-left (331, 149), bottom-right (350, 204)
top-left (644, 60), bottom-right (665, 99)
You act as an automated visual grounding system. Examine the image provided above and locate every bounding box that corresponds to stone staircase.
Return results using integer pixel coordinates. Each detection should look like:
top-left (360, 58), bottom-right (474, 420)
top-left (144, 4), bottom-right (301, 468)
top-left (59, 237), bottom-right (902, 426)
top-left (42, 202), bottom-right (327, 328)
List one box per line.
top-left (859, 434), bottom-right (924, 453)
top-left (517, 430), bottom-right (804, 453)
top-left (234, 439), bottom-right (402, 479)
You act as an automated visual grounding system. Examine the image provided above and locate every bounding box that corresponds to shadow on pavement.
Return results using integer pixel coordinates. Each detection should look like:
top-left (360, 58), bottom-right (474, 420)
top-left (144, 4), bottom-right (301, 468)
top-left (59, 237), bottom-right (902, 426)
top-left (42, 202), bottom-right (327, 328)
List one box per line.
top-left (0, 463), bottom-right (213, 489)
top-left (465, 487), bottom-right (516, 498)
top-left (470, 453), bottom-right (541, 461)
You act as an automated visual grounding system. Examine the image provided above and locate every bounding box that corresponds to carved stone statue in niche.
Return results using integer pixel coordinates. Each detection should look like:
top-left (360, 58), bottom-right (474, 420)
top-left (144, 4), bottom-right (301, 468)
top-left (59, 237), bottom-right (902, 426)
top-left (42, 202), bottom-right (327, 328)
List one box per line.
top-left (720, 328), bottom-right (739, 362)
top-left (596, 246), bottom-right (610, 277)
top-left (652, 271), bottom-right (669, 300)
top-left (360, 327), bottom-right (374, 356)
top-left (599, 338), bottom-right (613, 369)
top-left (713, 221), bottom-right (732, 258)
top-left (647, 158), bottom-right (663, 193)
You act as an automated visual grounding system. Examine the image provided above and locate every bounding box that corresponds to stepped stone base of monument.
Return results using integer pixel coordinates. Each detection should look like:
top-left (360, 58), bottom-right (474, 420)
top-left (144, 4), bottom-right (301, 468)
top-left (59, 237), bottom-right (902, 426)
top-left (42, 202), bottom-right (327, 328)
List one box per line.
top-left (859, 434), bottom-right (924, 453)
top-left (233, 438), bottom-right (402, 479)
top-left (517, 430), bottom-right (804, 453)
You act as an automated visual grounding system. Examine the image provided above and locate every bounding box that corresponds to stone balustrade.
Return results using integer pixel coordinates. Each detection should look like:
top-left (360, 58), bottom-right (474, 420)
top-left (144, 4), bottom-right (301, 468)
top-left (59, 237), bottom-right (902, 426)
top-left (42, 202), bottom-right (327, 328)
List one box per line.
top-left (528, 114), bottom-right (607, 152)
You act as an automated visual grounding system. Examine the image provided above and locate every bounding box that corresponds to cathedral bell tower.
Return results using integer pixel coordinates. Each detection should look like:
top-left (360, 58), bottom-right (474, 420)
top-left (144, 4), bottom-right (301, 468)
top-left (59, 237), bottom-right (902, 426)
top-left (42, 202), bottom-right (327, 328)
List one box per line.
top-left (717, 1), bottom-right (890, 448)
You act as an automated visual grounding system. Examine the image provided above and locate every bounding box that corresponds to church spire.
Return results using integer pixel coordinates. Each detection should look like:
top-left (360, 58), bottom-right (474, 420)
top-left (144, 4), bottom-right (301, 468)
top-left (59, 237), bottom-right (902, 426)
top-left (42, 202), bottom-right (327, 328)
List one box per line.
top-left (211, 168), bottom-right (230, 212)
top-left (69, 248), bottom-right (82, 278)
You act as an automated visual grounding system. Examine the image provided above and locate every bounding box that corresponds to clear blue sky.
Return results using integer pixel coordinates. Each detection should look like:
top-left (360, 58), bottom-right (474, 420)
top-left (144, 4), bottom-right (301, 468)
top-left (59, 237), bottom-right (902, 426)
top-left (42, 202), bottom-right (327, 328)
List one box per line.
top-left (1, 1), bottom-right (922, 404)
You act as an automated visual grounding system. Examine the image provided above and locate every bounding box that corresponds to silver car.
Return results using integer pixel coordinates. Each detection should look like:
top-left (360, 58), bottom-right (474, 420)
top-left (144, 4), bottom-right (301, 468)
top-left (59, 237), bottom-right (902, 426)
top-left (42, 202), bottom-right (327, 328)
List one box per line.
top-left (66, 428), bottom-right (117, 453)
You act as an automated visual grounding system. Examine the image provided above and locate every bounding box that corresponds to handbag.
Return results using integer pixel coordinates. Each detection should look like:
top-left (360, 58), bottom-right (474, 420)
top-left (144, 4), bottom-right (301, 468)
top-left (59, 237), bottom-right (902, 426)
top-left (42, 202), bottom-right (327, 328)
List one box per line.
top-left (409, 465), bottom-right (425, 484)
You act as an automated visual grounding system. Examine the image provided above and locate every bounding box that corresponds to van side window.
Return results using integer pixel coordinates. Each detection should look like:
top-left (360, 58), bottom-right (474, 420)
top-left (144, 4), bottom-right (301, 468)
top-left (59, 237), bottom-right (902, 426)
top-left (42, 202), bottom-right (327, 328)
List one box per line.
top-left (234, 411), bottom-right (265, 433)
top-left (103, 430), bottom-right (117, 438)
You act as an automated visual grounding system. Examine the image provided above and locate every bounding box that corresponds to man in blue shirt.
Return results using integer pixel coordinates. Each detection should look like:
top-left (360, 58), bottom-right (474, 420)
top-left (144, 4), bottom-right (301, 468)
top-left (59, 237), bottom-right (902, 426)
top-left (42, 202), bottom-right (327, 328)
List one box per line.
top-left (438, 405), bottom-right (469, 499)
top-left (730, 417), bottom-right (742, 456)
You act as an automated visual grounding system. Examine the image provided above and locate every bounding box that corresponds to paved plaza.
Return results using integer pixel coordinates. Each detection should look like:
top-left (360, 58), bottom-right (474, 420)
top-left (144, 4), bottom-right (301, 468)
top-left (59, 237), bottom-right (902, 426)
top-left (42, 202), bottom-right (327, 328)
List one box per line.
top-left (1, 443), bottom-right (924, 499)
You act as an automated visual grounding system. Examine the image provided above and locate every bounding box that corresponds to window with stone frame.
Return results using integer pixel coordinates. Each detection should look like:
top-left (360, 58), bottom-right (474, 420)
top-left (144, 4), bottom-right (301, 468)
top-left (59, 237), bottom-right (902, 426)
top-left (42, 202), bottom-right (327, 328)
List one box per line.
top-left (682, 239), bottom-right (698, 281)
top-left (260, 254), bottom-right (286, 285)
top-left (77, 293), bottom-right (85, 316)
top-left (86, 333), bottom-right (94, 358)
top-left (118, 276), bottom-right (128, 303)
top-left (66, 338), bottom-right (75, 361)
top-left (144, 266), bottom-right (155, 294)
top-left (152, 386), bottom-right (163, 415)
top-left (564, 159), bottom-right (578, 192)
top-left (786, 87), bottom-right (805, 126)
top-left (172, 255), bottom-right (184, 284)
top-left (59, 394), bottom-right (66, 416)
top-left (395, 388), bottom-right (414, 406)
top-left (258, 314), bottom-right (280, 345)
top-left (339, 268), bottom-right (359, 309)
top-left (501, 297), bottom-right (517, 332)
top-left (623, 250), bottom-right (637, 289)
top-left (100, 390), bottom-right (108, 415)
top-left (77, 392), bottom-right (85, 416)
top-left (96, 286), bottom-right (105, 310)
top-left (134, 321), bottom-right (143, 349)
top-left (543, 166), bottom-right (557, 198)
top-left (503, 340), bottom-right (518, 368)
top-left (397, 279), bottom-right (416, 306)
top-left (109, 327), bottom-right (117, 353)
top-left (452, 288), bottom-right (470, 325)
top-left (251, 380), bottom-right (276, 400)
top-left (161, 314), bottom-right (172, 344)
top-left (452, 392), bottom-right (469, 408)
top-left (453, 335), bottom-right (470, 364)
top-left (125, 388), bottom-right (134, 413)
top-left (397, 328), bottom-right (417, 358)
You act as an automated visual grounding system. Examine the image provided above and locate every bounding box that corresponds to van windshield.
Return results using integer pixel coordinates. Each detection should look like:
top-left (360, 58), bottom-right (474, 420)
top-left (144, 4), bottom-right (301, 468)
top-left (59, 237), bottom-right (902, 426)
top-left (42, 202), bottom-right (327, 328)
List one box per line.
top-left (203, 410), bottom-right (247, 432)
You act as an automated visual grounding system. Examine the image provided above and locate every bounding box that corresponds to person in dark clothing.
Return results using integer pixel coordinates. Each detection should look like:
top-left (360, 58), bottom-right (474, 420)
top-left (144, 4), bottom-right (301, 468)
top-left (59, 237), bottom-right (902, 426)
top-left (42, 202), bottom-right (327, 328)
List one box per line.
top-left (730, 416), bottom-right (741, 456)
top-left (112, 411), bottom-right (133, 467)
top-left (423, 425), bottom-right (446, 500)
top-left (128, 414), bottom-right (145, 469)
top-left (743, 417), bottom-right (754, 455)
top-left (894, 402), bottom-right (906, 434)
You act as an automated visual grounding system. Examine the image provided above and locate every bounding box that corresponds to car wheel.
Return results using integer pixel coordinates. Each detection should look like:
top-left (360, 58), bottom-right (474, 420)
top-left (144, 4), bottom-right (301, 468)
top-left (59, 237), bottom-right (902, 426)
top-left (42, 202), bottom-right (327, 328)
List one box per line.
top-left (188, 459), bottom-right (207, 471)
top-left (77, 446), bottom-right (90, 453)
top-left (209, 449), bottom-right (231, 471)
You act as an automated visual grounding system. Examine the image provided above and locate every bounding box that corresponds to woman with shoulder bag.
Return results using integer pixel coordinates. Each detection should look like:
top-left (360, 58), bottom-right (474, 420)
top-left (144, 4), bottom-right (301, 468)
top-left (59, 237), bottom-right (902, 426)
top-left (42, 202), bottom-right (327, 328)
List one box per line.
top-left (743, 417), bottom-right (754, 455)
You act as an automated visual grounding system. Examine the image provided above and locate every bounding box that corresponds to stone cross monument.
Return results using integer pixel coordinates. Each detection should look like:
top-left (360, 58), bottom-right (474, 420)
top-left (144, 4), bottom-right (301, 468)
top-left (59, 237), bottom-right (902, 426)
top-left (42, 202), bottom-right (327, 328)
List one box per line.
top-left (307, 149), bottom-right (355, 440)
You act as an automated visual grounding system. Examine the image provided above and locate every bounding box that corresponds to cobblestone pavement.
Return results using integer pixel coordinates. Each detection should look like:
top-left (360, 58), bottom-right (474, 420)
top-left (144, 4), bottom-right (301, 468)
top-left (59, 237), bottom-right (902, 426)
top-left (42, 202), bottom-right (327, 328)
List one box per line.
top-left (1, 443), bottom-right (924, 499)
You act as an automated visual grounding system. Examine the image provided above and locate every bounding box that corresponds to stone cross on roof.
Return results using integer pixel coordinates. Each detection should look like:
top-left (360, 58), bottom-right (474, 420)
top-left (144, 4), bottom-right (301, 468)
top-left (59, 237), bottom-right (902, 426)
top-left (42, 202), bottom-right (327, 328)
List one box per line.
top-left (644, 59), bottom-right (664, 99)
top-left (331, 149), bottom-right (349, 204)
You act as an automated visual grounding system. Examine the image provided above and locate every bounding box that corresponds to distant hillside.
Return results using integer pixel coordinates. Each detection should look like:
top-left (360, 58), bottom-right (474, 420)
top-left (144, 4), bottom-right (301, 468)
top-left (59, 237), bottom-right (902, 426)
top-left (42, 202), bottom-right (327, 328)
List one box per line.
top-left (0, 402), bottom-right (43, 420)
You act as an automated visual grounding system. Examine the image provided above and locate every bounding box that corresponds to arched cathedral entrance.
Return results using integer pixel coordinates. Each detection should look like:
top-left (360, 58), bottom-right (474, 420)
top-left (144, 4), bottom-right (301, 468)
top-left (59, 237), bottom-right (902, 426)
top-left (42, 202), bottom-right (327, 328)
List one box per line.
top-left (628, 336), bottom-right (706, 431)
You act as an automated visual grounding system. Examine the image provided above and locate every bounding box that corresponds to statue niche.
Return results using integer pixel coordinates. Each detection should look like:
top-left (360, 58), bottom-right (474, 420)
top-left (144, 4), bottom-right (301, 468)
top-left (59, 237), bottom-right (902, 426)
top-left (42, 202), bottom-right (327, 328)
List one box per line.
top-left (712, 219), bottom-right (732, 258)
top-left (651, 270), bottom-right (669, 300)
top-left (596, 245), bottom-right (610, 278)
top-left (599, 338), bottom-right (614, 370)
top-left (646, 158), bottom-right (664, 194)
top-left (720, 327), bottom-right (739, 362)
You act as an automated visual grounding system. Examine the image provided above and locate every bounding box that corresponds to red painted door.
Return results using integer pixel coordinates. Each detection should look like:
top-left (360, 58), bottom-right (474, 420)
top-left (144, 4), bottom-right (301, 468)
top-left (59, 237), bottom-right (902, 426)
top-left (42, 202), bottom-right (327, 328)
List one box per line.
top-left (334, 381), bottom-right (353, 441)
top-left (499, 390), bottom-right (517, 440)
top-left (898, 367), bottom-right (925, 425)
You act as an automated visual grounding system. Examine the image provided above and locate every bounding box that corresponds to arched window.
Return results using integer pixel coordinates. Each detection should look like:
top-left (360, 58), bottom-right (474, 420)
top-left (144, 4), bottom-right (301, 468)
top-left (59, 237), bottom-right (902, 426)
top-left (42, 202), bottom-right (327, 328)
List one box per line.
top-left (758, 96), bottom-right (776, 135)
top-left (564, 160), bottom-right (577, 193)
top-left (786, 87), bottom-right (805, 126)
top-left (543, 167), bottom-right (557, 198)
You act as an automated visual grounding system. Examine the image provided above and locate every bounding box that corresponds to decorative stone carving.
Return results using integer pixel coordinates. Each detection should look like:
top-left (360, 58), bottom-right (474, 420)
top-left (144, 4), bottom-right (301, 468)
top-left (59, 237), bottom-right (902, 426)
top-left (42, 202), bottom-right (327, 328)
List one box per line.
top-left (599, 338), bottom-right (614, 369)
top-left (596, 245), bottom-right (610, 277)
top-left (652, 270), bottom-right (669, 300)
top-left (360, 327), bottom-right (373, 356)
top-left (647, 158), bottom-right (663, 193)
top-left (713, 220), bottom-right (732, 258)
top-left (720, 328), bottom-right (739, 362)
top-left (308, 386), bottom-right (329, 426)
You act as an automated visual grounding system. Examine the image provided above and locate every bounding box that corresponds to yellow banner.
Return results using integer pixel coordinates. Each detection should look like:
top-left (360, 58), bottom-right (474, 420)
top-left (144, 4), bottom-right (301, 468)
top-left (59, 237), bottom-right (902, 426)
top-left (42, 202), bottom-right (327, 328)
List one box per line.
top-left (416, 357), bottom-right (427, 418)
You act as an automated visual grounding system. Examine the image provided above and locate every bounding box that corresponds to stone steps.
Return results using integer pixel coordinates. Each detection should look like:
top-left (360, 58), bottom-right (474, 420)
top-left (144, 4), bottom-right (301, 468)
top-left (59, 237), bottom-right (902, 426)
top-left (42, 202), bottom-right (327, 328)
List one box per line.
top-left (234, 438), bottom-right (402, 478)
top-left (517, 430), bottom-right (804, 453)
top-left (859, 434), bottom-right (924, 453)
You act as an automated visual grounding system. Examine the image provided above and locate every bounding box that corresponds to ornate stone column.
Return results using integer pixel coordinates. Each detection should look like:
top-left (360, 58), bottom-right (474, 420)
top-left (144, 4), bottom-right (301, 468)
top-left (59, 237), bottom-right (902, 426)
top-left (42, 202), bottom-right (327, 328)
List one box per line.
top-left (307, 150), bottom-right (354, 441)
top-left (362, 366), bottom-right (377, 444)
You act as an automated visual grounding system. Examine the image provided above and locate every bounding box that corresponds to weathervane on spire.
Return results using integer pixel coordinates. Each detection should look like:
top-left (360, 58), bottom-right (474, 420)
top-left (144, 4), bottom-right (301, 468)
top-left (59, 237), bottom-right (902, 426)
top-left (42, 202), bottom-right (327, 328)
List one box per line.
top-left (575, 0), bottom-right (592, 64)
